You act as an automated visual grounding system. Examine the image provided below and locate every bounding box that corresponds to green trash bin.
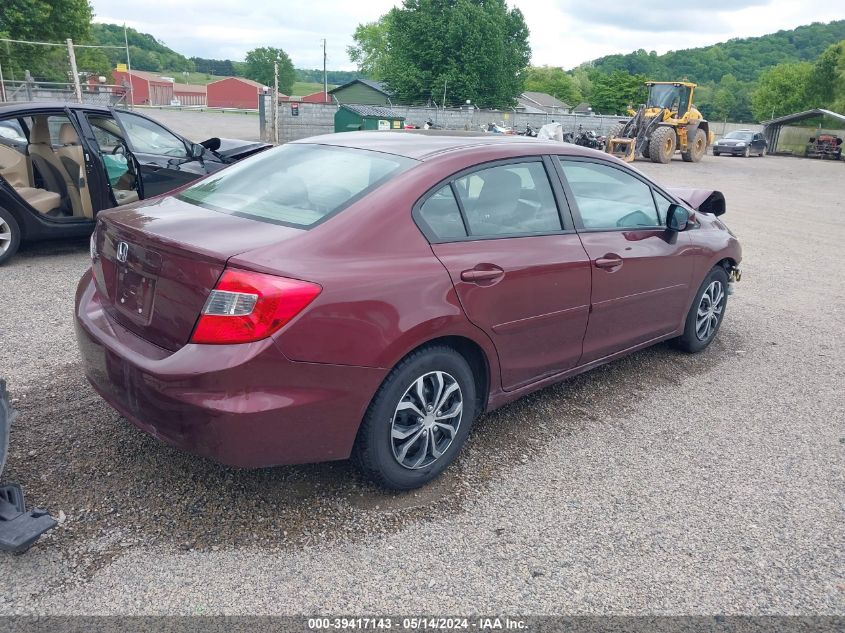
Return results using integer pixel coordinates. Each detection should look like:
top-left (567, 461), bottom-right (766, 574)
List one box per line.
top-left (334, 104), bottom-right (405, 133)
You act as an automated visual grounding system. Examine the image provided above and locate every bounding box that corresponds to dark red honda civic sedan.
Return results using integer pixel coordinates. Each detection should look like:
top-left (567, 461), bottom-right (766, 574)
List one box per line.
top-left (75, 131), bottom-right (741, 489)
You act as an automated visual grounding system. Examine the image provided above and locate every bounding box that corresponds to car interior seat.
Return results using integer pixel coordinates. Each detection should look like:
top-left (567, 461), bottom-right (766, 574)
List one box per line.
top-left (0, 142), bottom-right (61, 215)
top-left (27, 116), bottom-right (83, 217)
top-left (55, 123), bottom-right (94, 218)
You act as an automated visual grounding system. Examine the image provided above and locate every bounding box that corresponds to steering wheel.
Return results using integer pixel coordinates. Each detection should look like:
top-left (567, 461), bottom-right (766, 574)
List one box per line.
top-left (111, 143), bottom-right (126, 156)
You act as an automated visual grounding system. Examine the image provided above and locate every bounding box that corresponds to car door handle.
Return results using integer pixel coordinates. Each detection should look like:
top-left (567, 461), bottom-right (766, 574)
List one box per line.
top-left (461, 267), bottom-right (504, 282)
top-left (595, 255), bottom-right (623, 269)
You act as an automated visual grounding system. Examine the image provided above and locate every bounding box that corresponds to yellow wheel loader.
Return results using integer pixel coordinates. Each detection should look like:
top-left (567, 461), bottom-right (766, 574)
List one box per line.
top-left (606, 81), bottom-right (714, 164)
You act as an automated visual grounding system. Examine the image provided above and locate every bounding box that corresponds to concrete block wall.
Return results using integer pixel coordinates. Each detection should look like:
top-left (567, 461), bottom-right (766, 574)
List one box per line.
top-left (262, 96), bottom-right (766, 144)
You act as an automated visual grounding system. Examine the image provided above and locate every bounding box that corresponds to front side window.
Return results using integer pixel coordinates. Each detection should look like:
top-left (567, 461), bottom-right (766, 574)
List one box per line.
top-left (559, 160), bottom-right (660, 229)
top-left (453, 162), bottom-right (561, 237)
top-left (114, 111), bottom-right (188, 157)
top-left (178, 144), bottom-right (417, 228)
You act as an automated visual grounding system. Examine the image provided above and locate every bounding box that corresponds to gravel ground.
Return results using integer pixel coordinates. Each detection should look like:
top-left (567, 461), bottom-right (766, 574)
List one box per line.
top-left (137, 107), bottom-right (262, 142)
top-left (0, 151), bottom-right (843, 615)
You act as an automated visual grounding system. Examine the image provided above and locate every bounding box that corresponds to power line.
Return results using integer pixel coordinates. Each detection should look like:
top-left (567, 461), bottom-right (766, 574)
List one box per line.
top-left (0, 37), bottom-right (125, 50)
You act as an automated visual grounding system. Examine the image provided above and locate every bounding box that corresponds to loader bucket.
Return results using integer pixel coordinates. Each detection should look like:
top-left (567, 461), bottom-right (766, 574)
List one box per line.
top-left (607, 137), bottom-right (637, 162)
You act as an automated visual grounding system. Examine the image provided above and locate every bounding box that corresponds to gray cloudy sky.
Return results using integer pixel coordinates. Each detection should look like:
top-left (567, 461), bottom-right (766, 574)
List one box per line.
top-left (89, 0), bottom-right (845, 70)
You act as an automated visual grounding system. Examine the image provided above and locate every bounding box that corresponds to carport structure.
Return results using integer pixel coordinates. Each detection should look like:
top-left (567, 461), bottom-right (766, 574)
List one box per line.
top-left (763, 108), bottom-right (845, 155)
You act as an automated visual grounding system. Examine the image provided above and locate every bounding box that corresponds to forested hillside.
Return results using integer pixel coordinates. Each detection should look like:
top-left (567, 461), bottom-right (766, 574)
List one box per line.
top-left (587, 20), bottom-right (845, 83)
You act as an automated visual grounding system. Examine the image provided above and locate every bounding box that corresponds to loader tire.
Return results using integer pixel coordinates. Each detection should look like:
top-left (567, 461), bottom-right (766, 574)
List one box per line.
top-left (605, 123), bottom-right (625, 155)
top-left (682, 129), bottom-right (707, 162)
top-left (649, 126), bottom-right (676, 163)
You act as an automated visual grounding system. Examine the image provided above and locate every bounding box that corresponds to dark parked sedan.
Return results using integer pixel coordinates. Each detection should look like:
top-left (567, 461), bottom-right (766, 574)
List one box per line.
top-left (712, 130), bottom-right (767, 157)
top-left (75, 132), bottom-right (742, 489)
top-left (0, 102), bottom-right (269, 264)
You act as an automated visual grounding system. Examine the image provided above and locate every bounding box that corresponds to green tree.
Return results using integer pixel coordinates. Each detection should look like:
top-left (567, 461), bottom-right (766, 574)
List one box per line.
top-left (751, 62), bottom-right (814, 120)
top-left (363, 0), bottom-right (530, 108)
top-left (807, 39), bottom-right (845, 108)
top-left (0, 0), bottom-right (94, 80)
top-left (347, 15), bottom-right (393, 81)
top-left (523, 66), bottom-right (581, 105)
top-left (244, 46), bottom-right (295, 93)
top-left (589, 71), bottom-right (647, 114)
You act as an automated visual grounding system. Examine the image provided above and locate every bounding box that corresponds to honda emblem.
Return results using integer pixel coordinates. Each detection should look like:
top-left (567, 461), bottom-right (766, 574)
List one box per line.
top-left (116, 241), bottom-right (129, 263)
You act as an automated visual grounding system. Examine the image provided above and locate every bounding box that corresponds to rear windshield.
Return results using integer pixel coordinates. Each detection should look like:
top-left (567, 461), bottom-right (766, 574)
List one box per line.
top-left (177, 144), bottom-right (417, 228)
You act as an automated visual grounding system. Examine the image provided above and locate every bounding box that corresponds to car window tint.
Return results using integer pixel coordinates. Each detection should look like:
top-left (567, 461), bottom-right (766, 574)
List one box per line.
top-left (114, 111), bottom-right (188, 157)
top-left (418, 185), bottom-right (467, 240)
top-left (559, 160), bottom-right (660, 229)
top-left (454, 162), bottom-right (561, 237)
top-left (178, 144), bottom-right (417, 228)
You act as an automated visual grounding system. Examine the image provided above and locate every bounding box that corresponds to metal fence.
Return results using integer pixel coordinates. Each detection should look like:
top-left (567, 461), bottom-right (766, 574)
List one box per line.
top-left (1, 77), bottom-right (128, 106)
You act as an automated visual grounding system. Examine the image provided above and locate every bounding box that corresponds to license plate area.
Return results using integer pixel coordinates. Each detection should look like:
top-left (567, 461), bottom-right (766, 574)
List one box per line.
top-left (115, 268), bottom-right (156, 325)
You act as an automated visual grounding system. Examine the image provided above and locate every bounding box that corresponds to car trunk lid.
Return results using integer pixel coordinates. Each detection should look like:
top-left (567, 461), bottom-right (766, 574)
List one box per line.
top-left (91, 196), bottom-right (302, 351)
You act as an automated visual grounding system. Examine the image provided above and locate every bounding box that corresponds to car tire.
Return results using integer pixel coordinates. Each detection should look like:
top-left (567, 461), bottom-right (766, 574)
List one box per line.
top-left (743, 146), bottom-right (750, 158)
top-left (674, 266), bottom-right (730, 353)
top-left (648, 126), bottom-right (676, 163)
top-left (354, 345), bottom-right (477, 490)
top-left (0, 207), bottom-right (22, 266)
top-left (713, 151), bottom-right (720, 156)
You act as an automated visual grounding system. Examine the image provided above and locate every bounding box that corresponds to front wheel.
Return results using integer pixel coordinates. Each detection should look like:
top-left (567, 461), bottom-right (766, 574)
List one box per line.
top-left (649, 126), bottom-right (676, 163)
top-left (743, 146), bottom-right (750, 158)
top-left (354, 346), bottom-right (477, 490)
top-left (674, 267), bottom-right (730, 353)
top-left (0, 208), bottom-right (22, 266)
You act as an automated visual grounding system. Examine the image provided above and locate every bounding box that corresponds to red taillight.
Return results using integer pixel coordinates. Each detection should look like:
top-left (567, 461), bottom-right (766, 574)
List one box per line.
top-left (190, 268), bottom-right (321, 345)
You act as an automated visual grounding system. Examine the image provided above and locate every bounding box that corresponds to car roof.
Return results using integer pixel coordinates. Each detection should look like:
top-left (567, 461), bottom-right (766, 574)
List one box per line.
top-left (0, 101), bottom-right (110, 117)
top-left (292, 130), bottom-right (604, 161)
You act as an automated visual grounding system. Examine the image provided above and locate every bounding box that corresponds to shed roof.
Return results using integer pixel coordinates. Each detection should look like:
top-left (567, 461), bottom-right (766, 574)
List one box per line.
top-left (519, 91), bottom-right (571, 110)
top-left (762, 108), bottom-right (845, 127)
top-left (173, 83), bottom-right (207, 94)
top-left (341, 104), bottom-right (403, 118)
top-left (208, 76), bottom-right (266, 88)
top-left (330, 79), bottom-right (391, 96)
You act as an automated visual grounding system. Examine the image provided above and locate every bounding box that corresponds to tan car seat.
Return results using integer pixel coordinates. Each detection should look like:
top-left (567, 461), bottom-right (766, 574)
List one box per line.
top-left (0, 144), bottom-right (60, 214)
top-left (55, 123), bottom-right (94, 218)
top-left (27, 116), bottom-right (83, 217)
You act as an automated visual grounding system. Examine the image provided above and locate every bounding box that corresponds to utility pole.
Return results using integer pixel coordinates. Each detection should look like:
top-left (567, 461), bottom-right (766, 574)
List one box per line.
top-left (273, 59), bottom-right (279, 145)
top-left (0, 60), bottom-right (6, 103)
top-left (322, 39), bottom-right (328, 103)
top-left (67, 39), bottom-right (82, 103)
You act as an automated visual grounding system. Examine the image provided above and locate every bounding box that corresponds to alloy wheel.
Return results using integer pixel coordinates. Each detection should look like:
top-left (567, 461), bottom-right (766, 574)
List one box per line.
top-left (0, 218), bottom-right (12, 255)
top-left (390, 371), bottom-right (463, 470)
top-left (696, 280), bottom-right (725, 341)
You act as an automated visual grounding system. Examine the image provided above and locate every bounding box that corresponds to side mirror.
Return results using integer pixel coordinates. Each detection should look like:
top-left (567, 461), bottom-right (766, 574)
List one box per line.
top-left (666, 204), bottom-right (689, 232)
top-left (190, 143), bottom-right (205, 159)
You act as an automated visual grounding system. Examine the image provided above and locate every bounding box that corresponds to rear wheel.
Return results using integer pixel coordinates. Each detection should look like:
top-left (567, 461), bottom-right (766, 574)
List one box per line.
top-left (0, 208), bottom-right (21, 266)
top-left (674, 267), bottom-right (729, 353)
top-left (648, 126), bottom-right (676, 163)
top-left (682, 129), bottom-right (707, 162)
top-left (354, 346), bottom-right (478, 490)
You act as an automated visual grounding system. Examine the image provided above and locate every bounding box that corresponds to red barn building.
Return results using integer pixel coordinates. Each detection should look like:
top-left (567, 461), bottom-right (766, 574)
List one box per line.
top-left (112, 69), bottom-right (206, 106)
top-left (173, 83), bottom-right (207, 106)
top-left (207, 77), bottom-right (268, 109)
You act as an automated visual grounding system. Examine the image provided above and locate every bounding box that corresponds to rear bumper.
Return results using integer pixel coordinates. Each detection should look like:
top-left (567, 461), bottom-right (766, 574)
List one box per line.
top-left (74, 270), bottom-right (386, 467)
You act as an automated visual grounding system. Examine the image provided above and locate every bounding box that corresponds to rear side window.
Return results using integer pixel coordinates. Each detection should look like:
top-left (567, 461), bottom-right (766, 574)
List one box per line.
top-left (418, 186), bottom-right (467, 239)
top-left (453, 162), bottom-right (561, 237)
top-left (559, 160), bottom-right (660, 229)
top-left (178, 144), bottom-right (417, 228)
